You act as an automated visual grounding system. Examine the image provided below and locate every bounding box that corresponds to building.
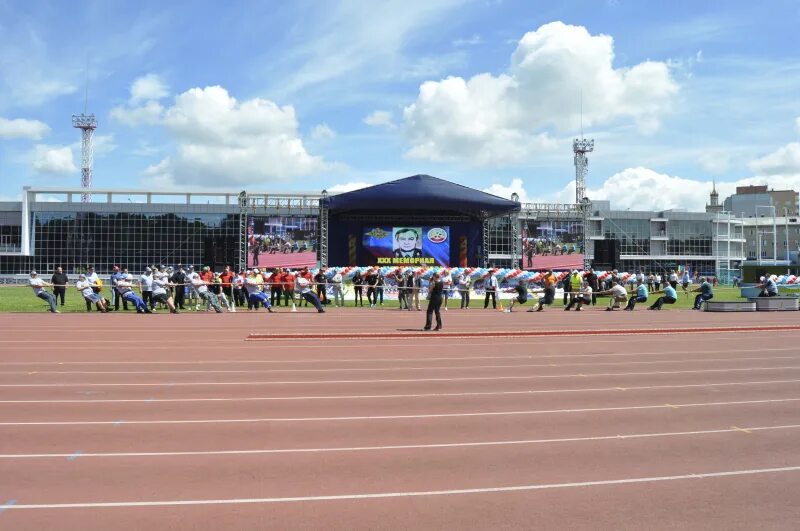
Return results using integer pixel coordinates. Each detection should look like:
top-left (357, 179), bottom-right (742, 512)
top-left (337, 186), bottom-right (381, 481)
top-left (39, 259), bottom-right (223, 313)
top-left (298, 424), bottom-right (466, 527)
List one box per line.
top-left (723, 185), bottom-right (799, 218)
top-left (705, 181), bottom-right (723, 214)
top-left (741, 215), bottom-right (800, 263)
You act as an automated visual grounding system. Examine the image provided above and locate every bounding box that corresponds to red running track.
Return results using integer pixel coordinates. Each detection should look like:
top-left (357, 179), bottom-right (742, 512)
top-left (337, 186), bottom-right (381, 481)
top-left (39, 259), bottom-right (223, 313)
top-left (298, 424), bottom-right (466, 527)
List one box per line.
top-left (0, 307), bottom-right (799, 530)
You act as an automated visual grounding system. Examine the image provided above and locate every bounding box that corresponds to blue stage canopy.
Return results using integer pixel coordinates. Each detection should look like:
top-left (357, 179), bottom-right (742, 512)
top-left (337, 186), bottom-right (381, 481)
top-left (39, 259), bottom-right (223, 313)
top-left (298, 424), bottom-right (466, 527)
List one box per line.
top-left (323, 174), bottom-right (520, 218)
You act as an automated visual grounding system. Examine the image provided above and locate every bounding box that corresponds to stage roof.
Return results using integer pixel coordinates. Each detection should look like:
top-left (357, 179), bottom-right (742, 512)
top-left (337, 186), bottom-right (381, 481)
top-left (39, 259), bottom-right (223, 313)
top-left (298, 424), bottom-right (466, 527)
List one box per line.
top-left (323, 174), bottom-right (520, 218)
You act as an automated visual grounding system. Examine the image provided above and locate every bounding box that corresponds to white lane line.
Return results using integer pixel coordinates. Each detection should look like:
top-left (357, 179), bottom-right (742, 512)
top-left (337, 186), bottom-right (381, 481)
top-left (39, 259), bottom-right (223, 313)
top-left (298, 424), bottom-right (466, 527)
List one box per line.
top-left (0, 365), bottom-right (799, 388)
top-left (0, 397), bottom-right (797, 426)
top-left (2, 355), bottom-right (794, 376)
top-left (4, 466), bottom-right (800, 509)
top-left (3, 346), bottom-right (792, 367)
top-left (1, 378), bottom-right (799, 404)
top-left (1, 424), bottom-right (797, 459)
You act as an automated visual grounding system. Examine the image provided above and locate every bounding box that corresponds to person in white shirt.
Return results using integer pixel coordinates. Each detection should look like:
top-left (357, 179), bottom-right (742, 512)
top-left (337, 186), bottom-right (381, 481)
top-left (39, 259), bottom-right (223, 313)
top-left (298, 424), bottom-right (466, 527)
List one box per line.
top-left (440, 270), bottom-right (453, 311)
top-left (116, 277), bottom-right (151, 313)
top-left (152, 272), bottom-right (179, 314)
top-left (295, 276), bottom-right (325, 313)
top-left (483, 272), bottom-right (499, 309)
top-left (139, 267), bottom-right (154, 311)
top-left (186, 266), bottom-right (200, 310)
top-left (191, 274), bottom-right (222, 313)
top-left (331, 271), bottom-right (344, 307)
top-left (598, 281), bottom-right (628, 311)
top-left (29, 271), bottom-right (59, 313)
top-left (76, 273), bottom-right (108, 312)
top-left (564, 281), bottom-right (593, 311)
top-left (456, 272), bottom-right (471, 309)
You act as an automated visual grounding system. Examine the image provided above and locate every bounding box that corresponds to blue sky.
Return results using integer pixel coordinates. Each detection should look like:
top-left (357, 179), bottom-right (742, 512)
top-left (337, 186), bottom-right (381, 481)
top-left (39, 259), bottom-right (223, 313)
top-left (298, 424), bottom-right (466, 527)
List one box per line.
top-left (1, 0), bottom-right (799, 210)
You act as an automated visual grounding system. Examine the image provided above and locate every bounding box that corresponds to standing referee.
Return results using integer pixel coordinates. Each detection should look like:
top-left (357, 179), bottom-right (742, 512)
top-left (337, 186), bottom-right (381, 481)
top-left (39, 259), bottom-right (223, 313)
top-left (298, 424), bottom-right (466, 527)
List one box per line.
top-left (424, 273), bottom-right (444, 331)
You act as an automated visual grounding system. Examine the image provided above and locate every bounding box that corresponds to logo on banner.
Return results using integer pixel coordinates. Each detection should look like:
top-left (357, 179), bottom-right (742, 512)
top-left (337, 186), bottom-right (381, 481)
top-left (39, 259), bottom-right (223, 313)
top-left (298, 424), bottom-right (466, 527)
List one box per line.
top-left (427, 227), bottom-right (448, 244)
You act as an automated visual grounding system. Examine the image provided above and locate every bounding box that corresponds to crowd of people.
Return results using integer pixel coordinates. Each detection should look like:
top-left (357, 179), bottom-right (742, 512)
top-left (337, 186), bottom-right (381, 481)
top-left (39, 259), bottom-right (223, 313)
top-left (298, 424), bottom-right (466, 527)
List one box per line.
top-left (26, 264), bottom-right (779, 319)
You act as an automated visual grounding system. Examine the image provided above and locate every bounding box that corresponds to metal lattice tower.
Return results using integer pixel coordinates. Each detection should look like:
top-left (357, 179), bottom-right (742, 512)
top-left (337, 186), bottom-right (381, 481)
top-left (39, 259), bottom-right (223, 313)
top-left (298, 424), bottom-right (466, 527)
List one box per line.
top-left (72, 113), bottom-right (97, 203)
top-left (573, 137), bottom-right (594, 204)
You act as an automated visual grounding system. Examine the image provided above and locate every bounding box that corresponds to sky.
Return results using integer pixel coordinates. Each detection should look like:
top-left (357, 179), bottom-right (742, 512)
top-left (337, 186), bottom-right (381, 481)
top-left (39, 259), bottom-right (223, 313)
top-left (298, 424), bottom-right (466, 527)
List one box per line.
top-left (1, 0), bottom-right (800, 211)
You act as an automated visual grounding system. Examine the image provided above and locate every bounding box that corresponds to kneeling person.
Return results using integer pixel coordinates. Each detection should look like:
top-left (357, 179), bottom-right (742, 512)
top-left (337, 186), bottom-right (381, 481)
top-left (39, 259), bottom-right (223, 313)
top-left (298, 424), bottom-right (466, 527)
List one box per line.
top-left (624, 282), bottom-right (648, 311)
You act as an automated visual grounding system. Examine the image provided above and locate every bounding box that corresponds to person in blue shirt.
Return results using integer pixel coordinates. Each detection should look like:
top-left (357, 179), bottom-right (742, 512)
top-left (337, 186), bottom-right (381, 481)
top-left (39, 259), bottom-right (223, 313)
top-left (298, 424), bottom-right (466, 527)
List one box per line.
top-left (649, 284), bottom-right (678, 310)
top-left (624, 282), bottom-right (649, 310)
top-left (692, 277), bottom-right (714, 310)
top-left (757, 276), bottom-right (779, 297)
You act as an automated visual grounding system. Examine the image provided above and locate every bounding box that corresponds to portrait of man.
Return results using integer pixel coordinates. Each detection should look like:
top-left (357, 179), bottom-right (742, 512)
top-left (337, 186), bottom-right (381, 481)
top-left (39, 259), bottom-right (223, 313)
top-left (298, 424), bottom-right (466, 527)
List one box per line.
top-left (393, 227), bottom-right (423, 258)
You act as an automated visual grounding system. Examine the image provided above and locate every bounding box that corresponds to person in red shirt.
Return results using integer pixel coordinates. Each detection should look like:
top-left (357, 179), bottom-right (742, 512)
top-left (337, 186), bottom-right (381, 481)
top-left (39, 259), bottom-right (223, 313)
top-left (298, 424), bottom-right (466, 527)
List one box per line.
top-left (282, 269), bottom-right (296, 307)
top-left (219, 265), bottom-right (234, 306)
top-left (270, 268), bottom-right (284, 307)
top-left (200, 266), bottom-right (214, 283)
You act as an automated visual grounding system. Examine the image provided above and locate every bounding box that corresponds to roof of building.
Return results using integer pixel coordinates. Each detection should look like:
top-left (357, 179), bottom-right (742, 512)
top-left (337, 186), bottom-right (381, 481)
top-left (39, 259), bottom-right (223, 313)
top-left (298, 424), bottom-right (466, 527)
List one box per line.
top-left (322, 174), bottom-right (520, 217)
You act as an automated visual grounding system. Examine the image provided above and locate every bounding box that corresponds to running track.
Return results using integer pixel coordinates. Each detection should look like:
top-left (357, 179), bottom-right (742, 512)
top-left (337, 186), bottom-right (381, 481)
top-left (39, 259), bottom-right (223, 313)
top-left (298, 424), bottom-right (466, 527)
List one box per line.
top-left (1, 307), bottom-right (799, 530)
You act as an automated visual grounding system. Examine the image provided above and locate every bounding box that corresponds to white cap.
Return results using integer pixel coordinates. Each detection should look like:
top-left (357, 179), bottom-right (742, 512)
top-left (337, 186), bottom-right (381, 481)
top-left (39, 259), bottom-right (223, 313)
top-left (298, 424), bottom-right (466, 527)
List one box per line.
top-left (30, 271), bottom-right (37, 276)
top-left (253, 268), bottom-right (260, 274)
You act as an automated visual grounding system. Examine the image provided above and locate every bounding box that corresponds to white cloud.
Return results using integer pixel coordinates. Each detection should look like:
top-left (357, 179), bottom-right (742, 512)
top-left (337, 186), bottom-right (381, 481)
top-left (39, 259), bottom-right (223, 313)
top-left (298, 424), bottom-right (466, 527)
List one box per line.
top-left (328, 181), bottom-right (372, 194)
top-left (110, 74), bottom-right (168, 126)
top-left (364, 110), bottom-right (397, 130)
top-left (130, 73), bottom-right (169, 102)
top-left (749, 142), bottom-right (800, 176)
top-left (142, 85), bottom-right (329, 187)
top-left (110, 100), bottom-right (165, 126)
top-left (403, 21), bottom-right (679, 166)
top-left (32, 145), bottom-right (77, 174)
top-left (452, 34), bottom-right (483, 46)
top-left (482, 178), bottom-right (531, 202)
top-left (698, 151), bottom-right (731, 175)
top-left (0, 117), bottom-right (50, 140)
top-left (310, 123), bottom-right (336, 141)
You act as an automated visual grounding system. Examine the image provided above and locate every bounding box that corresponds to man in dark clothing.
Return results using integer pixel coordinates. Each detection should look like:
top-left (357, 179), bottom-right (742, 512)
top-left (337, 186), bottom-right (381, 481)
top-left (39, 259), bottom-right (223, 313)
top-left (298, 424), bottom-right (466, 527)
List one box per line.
top-left (504, 281), bottom-right (529, 312)
top-left (352, 271), bottom-right (364, 307)
top-left (365, 269), bottom-right (378, 308)
top-left (376, 273), bottom-right (385, 305)
top-left (424, 272), bottom-right (443, 331)
top-left (51, 267), bottom-right (68, 307)
top-left (171, 265), bottom-right (187, 310)
top-left (314, 269), bottom-right (327, 303)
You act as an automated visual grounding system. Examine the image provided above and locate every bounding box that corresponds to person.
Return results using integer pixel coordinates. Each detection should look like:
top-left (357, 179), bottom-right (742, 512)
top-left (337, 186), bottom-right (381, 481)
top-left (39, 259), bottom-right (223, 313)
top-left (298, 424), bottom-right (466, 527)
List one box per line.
top-left (111, 265), bottom-right (131, 311)
top-left (29, 271), bottom-right (59, 313)
top-left (232, 270), bottom-right (247, 308)
top-left (139, 267), bottom-right (154, 311)
top-left (423, 272), bottom-right (443, 331)
top-left (757, 275), bottom-right (779, 297)
top-left (394, 228), bottom-right (422, 258)
top-left (457, 272), bottom-right (471, 309)
top-left (565, 280), bottom-right (593, 311)
top-left (352, 270), bottom-right (364, 307)
top-left (411, 270), bottom-right (423, 310)
top-left (584, 267), bottom-right (598, 306)
top-left (568, 270), bottom-right (582, 305)
top-left (365, 268), bottom-right (378, 308)
top-left (624, 281), bottom-right (649, 310)
top-left (297, 267), bottom-right (313, 307)
top-left (183, 265), bottom-right (199, 310)
top-left (75, 273), bottom-right (108, 312)
top-left (220, 266), bottom-right (234, 306)
top-left (375, 272), bottom-right (385, 306)
top-left (51, 267), bottom-right (68, 307)
top-left (282, 269), bottom-right (296, 307)
top-left (116, 276), bottom-right (151, 313)
top-left (649, 283), bottom-right (678, 310)
top-left (246, 270), bottom-right (274, 312)
top-left (152, 271), bottom-right (179, 314)
top-left (269, 268), bottom-right (283, 307)
top-left (170, 265), bottom-right (186, 310)
top-left (600, 281), bottom-right (628, 311)
top-left (296, 274), bottom-right (325, 313)
top-left (504, 281), bottom-right (529, 312)
top-left (654, 273), bottom-right (662, 292)
top-left (647, 273), bottom-right (655, 292)
top-left (84, 265), bottom-right (100, 312)
top-left (681, 270), bottom-right (691, 292)
top-left (692, 276), bottom-right (714, 310)
top-left (252, 242), bottom-right (260, 266)
top-left (529, 269), bottom-right (556, 312)
top-left (440, 269), bottom-right (452, 311)
top-left (191, 272), bottom-right (222, 313)
top-left (484, 271), bottom-right (498, 309)
top-left (668, 270), bottom-right (678, 290)
top-left (331, 270), bottom-right (344, 307)
top-left (212, 273), bottom-right (235, 312)
top-left (314, 269), bottom-right (327, 303)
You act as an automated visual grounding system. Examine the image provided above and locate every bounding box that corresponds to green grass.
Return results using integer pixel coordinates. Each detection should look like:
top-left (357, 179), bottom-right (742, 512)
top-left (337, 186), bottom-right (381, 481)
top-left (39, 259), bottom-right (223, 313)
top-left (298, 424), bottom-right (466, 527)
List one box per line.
top-left (0, 285), bottom-right (755, 313)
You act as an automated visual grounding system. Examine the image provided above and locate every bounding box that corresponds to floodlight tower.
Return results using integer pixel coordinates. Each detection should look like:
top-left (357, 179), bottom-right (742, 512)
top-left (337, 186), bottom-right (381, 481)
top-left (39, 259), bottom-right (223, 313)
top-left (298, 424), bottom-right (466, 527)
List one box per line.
top-left (72, 113), bottom-right (97, 203)
top-left (573, 137), bottom-right (594, 204)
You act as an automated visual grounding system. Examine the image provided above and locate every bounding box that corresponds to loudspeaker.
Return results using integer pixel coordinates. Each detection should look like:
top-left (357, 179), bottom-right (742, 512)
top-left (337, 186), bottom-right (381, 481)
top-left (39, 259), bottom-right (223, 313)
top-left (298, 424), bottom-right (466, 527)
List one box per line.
top-left (594, 240), bottom-right (620, 269)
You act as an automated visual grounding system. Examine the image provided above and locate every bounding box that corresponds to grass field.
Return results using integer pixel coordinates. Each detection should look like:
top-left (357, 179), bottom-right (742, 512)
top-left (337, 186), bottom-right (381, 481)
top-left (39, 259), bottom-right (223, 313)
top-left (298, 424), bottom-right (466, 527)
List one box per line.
top-left (0, 285), bottom-right (750, 313)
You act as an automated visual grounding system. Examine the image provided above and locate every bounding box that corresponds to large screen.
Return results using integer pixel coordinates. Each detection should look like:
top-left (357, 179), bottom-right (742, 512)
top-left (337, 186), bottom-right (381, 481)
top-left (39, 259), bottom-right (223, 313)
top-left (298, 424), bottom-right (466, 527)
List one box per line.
top-left (362, 226), bottom-right (450, 266)
top-left (248, 215), bottom-right (318, 269)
